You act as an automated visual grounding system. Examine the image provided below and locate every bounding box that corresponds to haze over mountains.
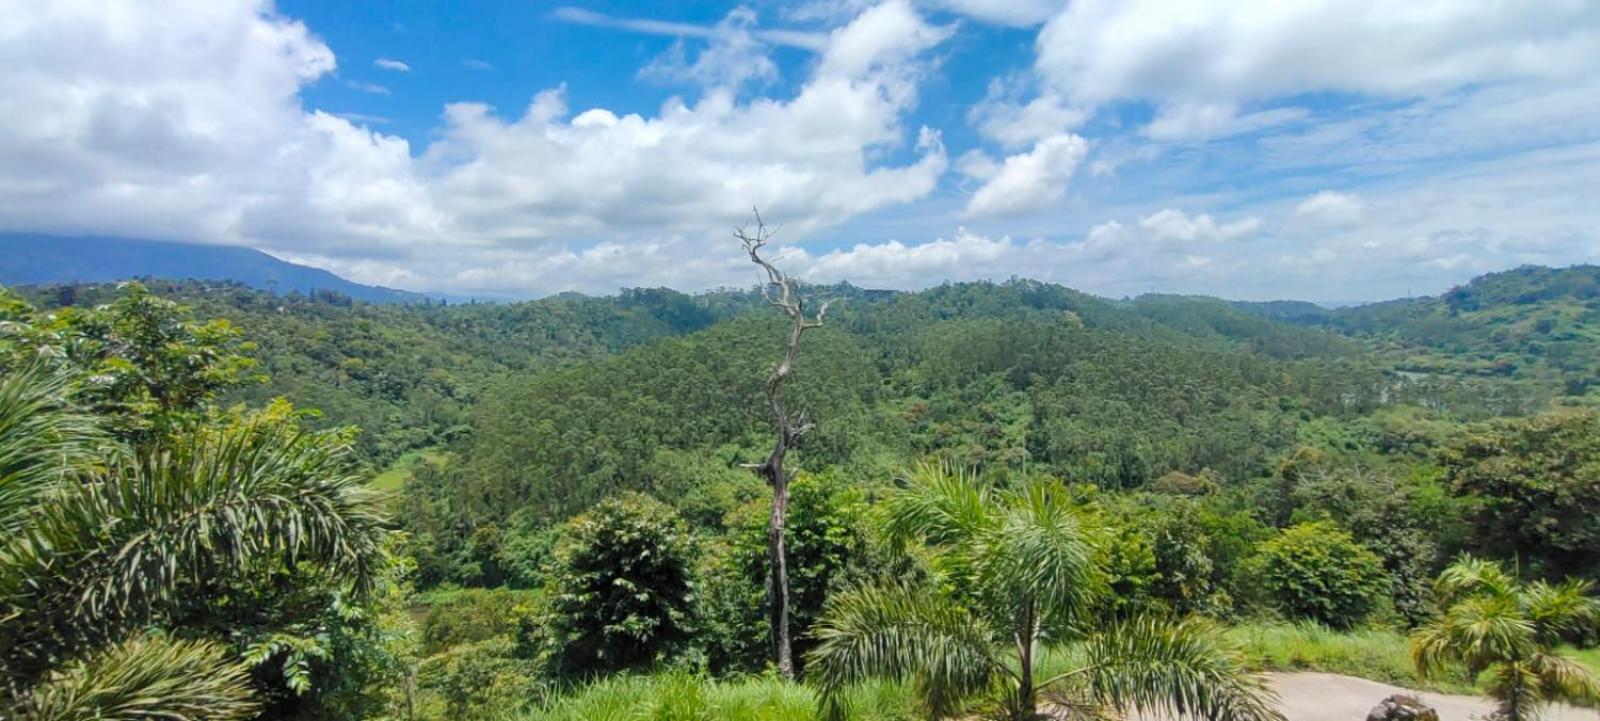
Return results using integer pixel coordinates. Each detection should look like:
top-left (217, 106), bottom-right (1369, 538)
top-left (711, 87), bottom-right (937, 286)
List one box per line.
top-left (0, 234), bottom-right (435, 304)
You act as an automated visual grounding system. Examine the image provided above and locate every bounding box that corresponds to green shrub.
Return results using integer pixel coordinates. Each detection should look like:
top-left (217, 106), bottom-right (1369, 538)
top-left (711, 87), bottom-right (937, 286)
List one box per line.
top-left (516, 672), bottom-right (916, 721)
top-left (417, 636), bottom-right (546, 719)
top-left (699, 474), bottom-right (872, 674)
top-left (1226, 622), bottom-right (1472, 693)
top-left (420, 588), bottom-right (538, 655)
top-left (1253, 520), bottom-right (1387, 628)
top-left (543, 493), bottom-right (697, 677)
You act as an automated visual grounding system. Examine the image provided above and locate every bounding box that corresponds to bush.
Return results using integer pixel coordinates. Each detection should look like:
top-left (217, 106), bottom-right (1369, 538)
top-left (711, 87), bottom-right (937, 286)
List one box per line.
top-left (515, 671), bottom-right (917, 721)
top-left (698, 474), bottom-right (872, 674)
top-left (543, 493), bottom-right (697, 677)
top-left (1253, 520), bottom-right (1387, 628)
top-left (1226, 622), bottom-right (1472, 693)
top-left (420, 588), bottom-right (538, 655)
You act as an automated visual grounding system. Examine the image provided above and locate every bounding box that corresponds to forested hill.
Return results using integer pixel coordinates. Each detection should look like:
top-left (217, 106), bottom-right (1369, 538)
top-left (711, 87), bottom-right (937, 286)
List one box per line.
top-left (8, 265), bottom-right (1600, 718)
top-left (12, 267), bottom-right (1591, 474)
top-left (1234, 265), bottom-right (1600, 389)
top-left (0, 233), bottom-right (434, 304)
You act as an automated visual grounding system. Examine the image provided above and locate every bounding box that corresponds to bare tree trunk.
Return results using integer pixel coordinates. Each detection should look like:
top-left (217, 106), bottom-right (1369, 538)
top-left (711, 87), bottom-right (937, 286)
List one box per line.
top-left (737, 209), bottom-right (830, 680)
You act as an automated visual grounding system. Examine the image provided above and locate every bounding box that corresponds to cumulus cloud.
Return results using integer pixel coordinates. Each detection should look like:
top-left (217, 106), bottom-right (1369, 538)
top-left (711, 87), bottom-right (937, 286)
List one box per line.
top-left (965, 133), bottom-right (1087, 217)
top-left (1292, 191), bottom-right (1365, 229)
top-left (788, 206), bottom-right (1264, 292)
top-left (1023, 0), bottom-right (1600, 142)
top-left (1036, 1), bottom-right (1600, 107)
top-left (373, 58), bottom-right (410, 72)
top-left (0, 0), bottom-right (951, 293)
top-left (1137, 209), bottom-right (1261, 243)
top-left (969, 84), bottom-right (1087, 148)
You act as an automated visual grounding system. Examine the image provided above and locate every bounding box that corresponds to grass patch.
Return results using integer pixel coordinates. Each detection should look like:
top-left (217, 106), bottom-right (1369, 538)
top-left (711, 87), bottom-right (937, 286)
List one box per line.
top-left (371, 448), bottom-right (448, 492)
top-left (514, 672), bottom-right (917, 721)
top-left (1227, 622), bottom-right (1477, 694)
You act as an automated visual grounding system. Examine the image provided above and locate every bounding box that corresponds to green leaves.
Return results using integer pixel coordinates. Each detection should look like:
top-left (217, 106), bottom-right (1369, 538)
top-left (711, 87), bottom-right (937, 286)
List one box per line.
top-left (0, 392), bottom-right (389, 710)
top-left (1077, 617), bottom-right (1283, 721)
top-left (543, 493), bottom-right (698, 677)
top-left (1253, 520), bottom-right (1388, 629)
top-left (0, 364), bottom-right (104, 536)
top-left (1412, 557), bottom-right (1600, 721)
top-left (809, 467), bottom-right (1279, 721)
top-left (15, 635), bottom-right (257, 721)
top-left (807, 580), bottom-right (1000, 721)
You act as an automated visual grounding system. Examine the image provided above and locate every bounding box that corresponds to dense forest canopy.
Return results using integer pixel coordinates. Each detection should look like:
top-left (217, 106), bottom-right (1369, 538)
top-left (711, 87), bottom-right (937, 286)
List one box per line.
top-left (4, 264), bottom-right (1600, 720)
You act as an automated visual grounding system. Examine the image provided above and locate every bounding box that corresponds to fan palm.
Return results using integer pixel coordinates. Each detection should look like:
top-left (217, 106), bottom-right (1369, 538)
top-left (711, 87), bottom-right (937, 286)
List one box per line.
top-left (0, 365), bottom-right (388, 719)
top-left (807, 465), bottom-right (1282, 721)
top-left (1412, 557), bottom-right (1600, 721)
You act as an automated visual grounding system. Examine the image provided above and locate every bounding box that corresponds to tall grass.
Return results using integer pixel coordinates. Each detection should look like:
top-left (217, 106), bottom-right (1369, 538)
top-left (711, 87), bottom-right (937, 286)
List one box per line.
top-left (511, 672), bottom-right (918, 721)
top-left (1226, 622), bottom-right (1478, 693)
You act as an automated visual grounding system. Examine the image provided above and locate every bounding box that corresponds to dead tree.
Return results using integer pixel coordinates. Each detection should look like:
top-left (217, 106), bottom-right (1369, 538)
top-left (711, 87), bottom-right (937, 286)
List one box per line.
top-left (736, 209), bottom-right (829, 680)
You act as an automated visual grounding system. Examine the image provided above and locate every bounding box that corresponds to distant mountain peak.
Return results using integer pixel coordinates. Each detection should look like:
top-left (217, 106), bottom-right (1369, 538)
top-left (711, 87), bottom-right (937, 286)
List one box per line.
top-left (0, 234), bottom-right (433, 304)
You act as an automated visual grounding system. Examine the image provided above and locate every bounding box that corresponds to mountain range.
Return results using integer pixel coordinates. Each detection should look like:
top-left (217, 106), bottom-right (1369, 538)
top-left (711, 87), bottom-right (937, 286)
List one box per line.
top-left (0, 234), bottom-right (433, 304)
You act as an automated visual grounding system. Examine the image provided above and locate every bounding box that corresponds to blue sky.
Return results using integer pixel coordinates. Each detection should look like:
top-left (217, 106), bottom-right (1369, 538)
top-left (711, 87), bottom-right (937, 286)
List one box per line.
top-left (5, 1), bottom-right (1600, 301)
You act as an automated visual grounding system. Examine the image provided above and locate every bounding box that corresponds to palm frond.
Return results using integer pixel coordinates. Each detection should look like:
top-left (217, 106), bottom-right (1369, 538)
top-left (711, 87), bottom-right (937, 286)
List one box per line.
top-left (16, 634), bottom-right (257, 721)
top-left (980, 482), bottom-right (1097, 632)
top-left (0, 364), bottom-right (103, 534)
top-left (0, 417), bottom-right (386, 681)
top-left (1435, 555), bottom-right (1518, 606)
top-left (883, 462), bottom-right (994, 547)
top-left (1528, 652), bottom-right (1600, 708)
top-left (807, 580), bottom-right (1002, 720)
top-left (1521, 579), bottom-right (1599, 644)
top-left (1412, 594), bottom-right (1535, 678)
top-left (1484, 659), bottom-right (1543, 721)
top-left (1073, 616), bottom-right (1284, 721)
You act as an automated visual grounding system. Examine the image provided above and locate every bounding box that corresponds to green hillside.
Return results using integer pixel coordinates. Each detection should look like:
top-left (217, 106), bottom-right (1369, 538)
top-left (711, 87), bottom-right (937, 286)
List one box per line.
top-left (8, 267), bottom-right (1600, 721)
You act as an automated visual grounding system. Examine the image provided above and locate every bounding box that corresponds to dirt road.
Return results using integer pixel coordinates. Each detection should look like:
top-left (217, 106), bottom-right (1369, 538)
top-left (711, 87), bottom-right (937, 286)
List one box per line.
top-left (1265, 672), bottom-right (1594, 721)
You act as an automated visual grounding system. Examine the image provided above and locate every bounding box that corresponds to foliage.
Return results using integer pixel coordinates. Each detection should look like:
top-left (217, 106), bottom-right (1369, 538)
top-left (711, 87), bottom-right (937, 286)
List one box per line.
top-left (0, 366), bottom-right (390, 717)
top-left (421, 588), bottom-right (539, 655)
top-left (807, 465), bottom-right (1281, 721)
top-left (1290, 468), bottom-right (1458, 625)
top-left (700, 474), bottom-right (875, 674)
top-left (13, 635), bottom-right (258, 721)
top-left (1412, 557), bottom-right (1600, 721)
top-left (1, 282), bottom-right (258, 444)
top-left (543, 493), bottom-right (698, 678)
top-left (1253, 521), bottom-right (1388, 629)
top-left (1228, 623), bottom-right (1469, 693)
top-left (1443, 410), bottom-right (1600, 581)
top-left (514, 671), bottom-right (916, 721)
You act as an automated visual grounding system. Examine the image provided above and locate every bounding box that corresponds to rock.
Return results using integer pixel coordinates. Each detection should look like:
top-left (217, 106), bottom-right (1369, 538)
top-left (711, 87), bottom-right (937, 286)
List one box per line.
top-left (1366, 694), bottom-right (1439, 721)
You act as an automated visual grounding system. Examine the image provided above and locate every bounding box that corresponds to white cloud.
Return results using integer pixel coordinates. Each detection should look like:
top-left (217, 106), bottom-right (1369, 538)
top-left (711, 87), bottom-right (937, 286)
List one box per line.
top-left (422, 1), bottom-right (950, 243)
top-left (1292, 191), bottom-right (1364, 229)
top-left (346, 80), bottom-right (390, 95)
top-left (786, 206), bottom-right (1263, 292)
top-left (373, 58), bottom-right (410, 72)
top-left (1138, 208), bottom-right (1260, 243)
top-left (549, 6), bottom-right (828, 52)
top-left (965, 133), bottom-right (1087, 217)
top-left (969, 87), bottom-right (1087, 148)
top-left (0, 0), bottom-right (952, 295)
top-left (639, 8), bottom-right (777, 91)
top-left (923, 0), bottom-right (1059, 27)
top-left (803, 228), bottom-right (1015, 285)
top-left (1143, 103), bottom-right (1307, 142)
top-left (1036, 1), bottom-right (1600, 107)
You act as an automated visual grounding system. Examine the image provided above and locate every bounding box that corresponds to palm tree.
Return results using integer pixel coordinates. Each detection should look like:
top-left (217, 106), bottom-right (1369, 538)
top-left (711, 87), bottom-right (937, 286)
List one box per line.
top-left (807, 465), bottom-right (1282, 721)
top-left (1412, 556), bottom-right (1600, 721)
top-left (0, 365), bottom-right (388, 720)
